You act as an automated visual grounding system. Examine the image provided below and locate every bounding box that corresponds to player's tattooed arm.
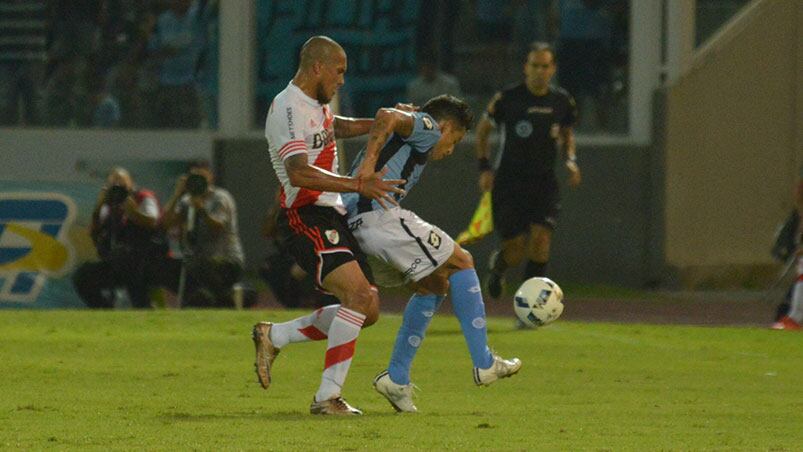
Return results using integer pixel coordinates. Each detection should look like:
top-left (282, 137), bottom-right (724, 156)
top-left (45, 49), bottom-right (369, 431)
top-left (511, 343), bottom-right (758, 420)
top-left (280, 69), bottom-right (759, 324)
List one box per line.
top-left (333, 116), bottom-right (373, 139)
top-left (356, 108), bottom-right (414, 178)
top-left (284, 154), bottom-right (405, 209)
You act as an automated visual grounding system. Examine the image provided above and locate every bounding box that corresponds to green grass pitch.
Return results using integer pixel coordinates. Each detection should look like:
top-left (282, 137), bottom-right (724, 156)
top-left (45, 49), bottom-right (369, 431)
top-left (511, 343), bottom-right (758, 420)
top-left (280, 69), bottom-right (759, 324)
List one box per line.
top-left (1, 310), bottom-right (801, 450)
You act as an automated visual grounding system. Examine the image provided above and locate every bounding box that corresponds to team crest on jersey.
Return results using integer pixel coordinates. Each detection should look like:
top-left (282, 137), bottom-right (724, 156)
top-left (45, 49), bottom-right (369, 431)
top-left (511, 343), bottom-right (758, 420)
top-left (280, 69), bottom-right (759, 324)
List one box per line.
top-left (427, 231), bottom-right (441, 249)
top-left (515, 120), bottom-right (533, 138)
top-left (422, 116), bottom-right (434, 130)
top-left (324, 229), bottom-right (340, 245)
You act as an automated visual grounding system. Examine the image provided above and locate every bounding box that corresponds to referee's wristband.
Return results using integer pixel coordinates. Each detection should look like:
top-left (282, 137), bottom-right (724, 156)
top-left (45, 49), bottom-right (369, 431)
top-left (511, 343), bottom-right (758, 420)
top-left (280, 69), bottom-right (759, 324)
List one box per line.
top-left (478, 157), bottom-right (492, 171)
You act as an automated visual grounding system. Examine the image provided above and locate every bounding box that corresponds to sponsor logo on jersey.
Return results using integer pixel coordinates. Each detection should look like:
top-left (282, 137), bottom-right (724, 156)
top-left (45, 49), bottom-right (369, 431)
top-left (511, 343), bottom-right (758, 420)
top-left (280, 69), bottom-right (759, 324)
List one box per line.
top-left (422, 116), bottom-right (434, 130)
top-left (515, 120), bottom-right (533, 138)
top-left (527, 106), bottom-right (553, 114)
top-left (286, 107), bottom-right (295, 139)
top-left (427, 230), bottom-right (441, 249)
top-left (403, 257), bottom-right (423, 278)
top-left (312, 128), bottom-right (335, 149)
top-left (0, 193), bottom-right (76, 303)
top-left (324, 229), bottom-right (340, 245)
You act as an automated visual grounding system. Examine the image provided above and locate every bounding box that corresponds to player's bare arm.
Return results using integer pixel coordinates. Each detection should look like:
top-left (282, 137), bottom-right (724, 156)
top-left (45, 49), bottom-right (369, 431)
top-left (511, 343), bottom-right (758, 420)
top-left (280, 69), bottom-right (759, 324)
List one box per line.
top-left (560, 126), bottom-right (581, 188)
top-left (476, 94), bottom-right (500, 192)
top-left (333, 116), bottom-right (373, 138)
top-left (284, 154), bottom-right (405, 209)
top-left (355, 108), bottom-right (414, 178)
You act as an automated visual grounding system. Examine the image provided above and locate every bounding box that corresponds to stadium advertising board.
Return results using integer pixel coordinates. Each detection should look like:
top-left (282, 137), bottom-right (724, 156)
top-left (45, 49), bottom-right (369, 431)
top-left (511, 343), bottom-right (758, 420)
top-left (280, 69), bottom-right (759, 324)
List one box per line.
top-left (0, 161), bottom-right (189, 309)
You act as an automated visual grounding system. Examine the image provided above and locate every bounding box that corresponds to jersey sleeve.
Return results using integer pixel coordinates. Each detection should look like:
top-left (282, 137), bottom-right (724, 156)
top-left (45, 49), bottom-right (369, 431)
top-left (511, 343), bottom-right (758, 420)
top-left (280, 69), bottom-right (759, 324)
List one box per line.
top-left (265, 102), bottom-right (308, 161)
top-left (403, 112), bottom-right (441, 152)
top-left (560, 93), bottom-right (579, 127)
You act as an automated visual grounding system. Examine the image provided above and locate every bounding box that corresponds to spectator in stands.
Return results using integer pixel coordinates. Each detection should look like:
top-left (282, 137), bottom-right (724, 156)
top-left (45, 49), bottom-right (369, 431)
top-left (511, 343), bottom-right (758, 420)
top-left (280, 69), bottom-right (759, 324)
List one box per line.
top-left (88, 73), bottom-right (121, 127)
top-left (73, 167), bottom-right (165, 309)
top-left (406, 52), bottom-right (462, 108)
top-left (475, 0), bottom-right (514, 43)
top-left (0, 0), bottom-right (48, 126)
top-left (158, 161), bottom-right (244, 307)
top-left (554, 0), bottom-right (619, 130)
top-left (145, 0), bottom-right (203, 128)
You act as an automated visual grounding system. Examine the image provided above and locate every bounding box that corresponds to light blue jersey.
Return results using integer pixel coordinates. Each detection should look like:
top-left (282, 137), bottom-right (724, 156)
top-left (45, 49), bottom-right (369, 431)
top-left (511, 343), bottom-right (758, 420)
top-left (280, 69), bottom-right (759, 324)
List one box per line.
top-left (343, 112), bottom-right (441, 217)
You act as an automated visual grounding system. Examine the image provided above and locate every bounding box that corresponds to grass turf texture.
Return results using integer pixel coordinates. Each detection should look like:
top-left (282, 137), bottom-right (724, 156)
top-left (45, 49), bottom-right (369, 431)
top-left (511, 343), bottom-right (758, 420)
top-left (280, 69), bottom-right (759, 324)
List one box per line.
top-left (1, 310), bottom-right (801, 450)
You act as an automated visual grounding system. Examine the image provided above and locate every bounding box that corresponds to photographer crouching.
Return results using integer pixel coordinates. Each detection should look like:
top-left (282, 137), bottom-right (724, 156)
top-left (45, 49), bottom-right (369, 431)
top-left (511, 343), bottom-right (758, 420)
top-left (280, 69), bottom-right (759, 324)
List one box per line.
top-left (73, 167), bottom-right (165, 308)
top-left (158, 161), bottom-right (245, 308)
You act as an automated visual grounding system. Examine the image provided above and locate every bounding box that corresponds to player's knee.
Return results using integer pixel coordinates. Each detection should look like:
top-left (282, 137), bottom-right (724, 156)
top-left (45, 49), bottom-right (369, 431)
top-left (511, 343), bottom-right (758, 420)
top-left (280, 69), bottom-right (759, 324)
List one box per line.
top-left (345, 284), bottom-right (379, 327)
top-left (445, 246), bottom-right (474, 272)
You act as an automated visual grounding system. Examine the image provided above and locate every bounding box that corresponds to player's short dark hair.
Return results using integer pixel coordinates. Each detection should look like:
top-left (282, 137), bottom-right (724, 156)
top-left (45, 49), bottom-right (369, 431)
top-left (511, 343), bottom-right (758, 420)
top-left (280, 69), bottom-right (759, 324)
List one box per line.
top-left (528, 41), bottom-right (557, 62)
top-left (421, 95), bottom-right (473, 130)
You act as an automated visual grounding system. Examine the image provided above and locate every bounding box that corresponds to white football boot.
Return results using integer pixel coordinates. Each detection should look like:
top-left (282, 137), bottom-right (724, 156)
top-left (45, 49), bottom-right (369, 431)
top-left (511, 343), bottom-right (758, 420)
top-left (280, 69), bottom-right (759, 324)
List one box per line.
top-left (373, 370), bottom-right (418, 413)
top-left (473, 354), bottom-right (522, 386)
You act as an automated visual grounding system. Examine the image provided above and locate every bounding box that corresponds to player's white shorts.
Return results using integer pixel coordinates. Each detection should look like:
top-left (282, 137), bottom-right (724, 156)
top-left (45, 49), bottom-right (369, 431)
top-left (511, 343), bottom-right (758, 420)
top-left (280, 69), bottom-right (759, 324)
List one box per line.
top-left (348, 207), bottom-right (455, 287)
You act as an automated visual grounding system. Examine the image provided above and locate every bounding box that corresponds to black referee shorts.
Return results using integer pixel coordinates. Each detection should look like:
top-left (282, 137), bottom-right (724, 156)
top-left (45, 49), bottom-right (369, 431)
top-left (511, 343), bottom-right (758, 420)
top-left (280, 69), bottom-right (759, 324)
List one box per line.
top-left (277, 205), bottom-right (374, 291)
top-left (492, 177), bottom-right (561, 240)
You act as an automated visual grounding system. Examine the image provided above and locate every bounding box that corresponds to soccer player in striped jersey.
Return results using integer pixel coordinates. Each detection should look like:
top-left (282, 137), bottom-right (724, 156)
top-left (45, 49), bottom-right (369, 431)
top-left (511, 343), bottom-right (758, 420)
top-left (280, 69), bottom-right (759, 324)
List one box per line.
top-left (254, 36), bottom-right (405, 416)
top-left (342, 95), bottom-right (522, 413)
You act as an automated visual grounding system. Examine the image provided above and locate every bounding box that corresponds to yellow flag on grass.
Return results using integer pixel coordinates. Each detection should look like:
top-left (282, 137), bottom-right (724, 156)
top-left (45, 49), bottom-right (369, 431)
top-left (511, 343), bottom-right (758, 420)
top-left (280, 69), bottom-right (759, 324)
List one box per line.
top-left (456, 192), bottom-right (493, 245)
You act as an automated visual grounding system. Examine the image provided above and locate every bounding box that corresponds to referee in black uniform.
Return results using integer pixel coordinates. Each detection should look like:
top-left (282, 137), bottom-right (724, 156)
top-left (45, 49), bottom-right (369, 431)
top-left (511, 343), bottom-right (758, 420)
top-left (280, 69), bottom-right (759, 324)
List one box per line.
top-left (475, 42), bottom-right (581, 299)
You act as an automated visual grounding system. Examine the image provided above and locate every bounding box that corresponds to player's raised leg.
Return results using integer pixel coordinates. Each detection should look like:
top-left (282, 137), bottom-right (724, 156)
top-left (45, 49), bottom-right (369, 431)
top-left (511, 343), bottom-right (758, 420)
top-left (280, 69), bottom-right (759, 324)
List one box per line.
top-left (443, 247), bottom-right (521, 385)
top-left (252, 304), bottom-right (339, 390)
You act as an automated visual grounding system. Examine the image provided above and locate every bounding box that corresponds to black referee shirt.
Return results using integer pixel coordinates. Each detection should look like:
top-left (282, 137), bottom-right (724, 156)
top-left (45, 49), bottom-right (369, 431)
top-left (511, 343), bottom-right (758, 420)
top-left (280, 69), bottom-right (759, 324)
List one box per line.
top-left (488, 83), bottom-right (577, 180)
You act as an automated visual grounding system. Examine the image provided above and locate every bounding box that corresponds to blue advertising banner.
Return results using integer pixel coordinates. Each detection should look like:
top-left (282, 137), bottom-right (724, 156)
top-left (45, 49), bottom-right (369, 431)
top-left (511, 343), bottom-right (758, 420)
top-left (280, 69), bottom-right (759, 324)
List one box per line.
top-left (0, 160), bottom-right (190, 309)
top-left (256, 0), bottom-right (420, 119)
top-left (0, 184), bottom-right (92, 308)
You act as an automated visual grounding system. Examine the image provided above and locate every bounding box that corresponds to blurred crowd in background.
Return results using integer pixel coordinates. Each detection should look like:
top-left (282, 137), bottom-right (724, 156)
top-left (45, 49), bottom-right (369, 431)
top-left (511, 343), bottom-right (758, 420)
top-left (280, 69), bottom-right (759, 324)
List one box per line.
top-left (1, 0), bottom-right (748, 133)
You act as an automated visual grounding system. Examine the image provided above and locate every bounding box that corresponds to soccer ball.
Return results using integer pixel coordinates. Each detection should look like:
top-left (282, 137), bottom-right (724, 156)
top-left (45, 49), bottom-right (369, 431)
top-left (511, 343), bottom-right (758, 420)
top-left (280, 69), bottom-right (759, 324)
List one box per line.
top-left (513, 277), bottom-right (564, 328)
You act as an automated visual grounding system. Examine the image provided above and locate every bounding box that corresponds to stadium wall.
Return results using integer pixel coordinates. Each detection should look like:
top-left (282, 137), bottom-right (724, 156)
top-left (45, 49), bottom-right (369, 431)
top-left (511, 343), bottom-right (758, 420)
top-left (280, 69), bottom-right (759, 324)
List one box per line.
top-left (662, 0), bottom-right (803, 288)
top-left (214, 137), bottom-right (654, 288)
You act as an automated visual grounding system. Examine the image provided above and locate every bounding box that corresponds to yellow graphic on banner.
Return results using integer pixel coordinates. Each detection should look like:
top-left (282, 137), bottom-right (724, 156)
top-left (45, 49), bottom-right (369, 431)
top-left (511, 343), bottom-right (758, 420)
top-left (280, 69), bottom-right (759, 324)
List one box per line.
top-left (456, 192), bottom-right (493, 246)
top-left (0, 223), bottom-right (68, 273)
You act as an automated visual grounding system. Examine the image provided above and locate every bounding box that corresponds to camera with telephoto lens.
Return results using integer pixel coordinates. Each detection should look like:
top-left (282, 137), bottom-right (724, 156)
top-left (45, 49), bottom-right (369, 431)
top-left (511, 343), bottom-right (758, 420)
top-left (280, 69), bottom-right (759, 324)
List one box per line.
top-left (105, 184), bottom-right (130, 206)
top-left (185, 173), bottom-right (208, 197)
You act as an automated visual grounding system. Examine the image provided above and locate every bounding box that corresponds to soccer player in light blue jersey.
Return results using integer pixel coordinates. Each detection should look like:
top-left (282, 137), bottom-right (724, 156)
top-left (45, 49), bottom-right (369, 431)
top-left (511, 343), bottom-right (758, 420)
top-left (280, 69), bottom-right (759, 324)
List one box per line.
top-left (342, 95), bottom-right (522, 413)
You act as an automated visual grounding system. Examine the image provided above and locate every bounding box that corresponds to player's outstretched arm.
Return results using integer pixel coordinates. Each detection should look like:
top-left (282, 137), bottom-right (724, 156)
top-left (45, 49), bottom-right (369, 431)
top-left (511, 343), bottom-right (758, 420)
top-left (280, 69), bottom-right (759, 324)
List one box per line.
top-left (355, 108), bottom-right (414, 178)
top-left (284, 154), bottom-right (405, 208)
top-left (333, 116), bottom-right (373, 139)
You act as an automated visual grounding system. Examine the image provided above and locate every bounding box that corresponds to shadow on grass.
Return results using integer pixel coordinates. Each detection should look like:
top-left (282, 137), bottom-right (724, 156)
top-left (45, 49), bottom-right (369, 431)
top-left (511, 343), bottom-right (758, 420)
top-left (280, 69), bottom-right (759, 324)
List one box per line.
top-left (161, 410), bottom-right (399, 422)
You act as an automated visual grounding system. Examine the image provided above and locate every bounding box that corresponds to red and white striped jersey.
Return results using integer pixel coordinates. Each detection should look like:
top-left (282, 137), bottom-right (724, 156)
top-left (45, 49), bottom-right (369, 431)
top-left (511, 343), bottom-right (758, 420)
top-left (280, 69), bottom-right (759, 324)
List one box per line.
top-left (265, 82), bottom-right (344, 212)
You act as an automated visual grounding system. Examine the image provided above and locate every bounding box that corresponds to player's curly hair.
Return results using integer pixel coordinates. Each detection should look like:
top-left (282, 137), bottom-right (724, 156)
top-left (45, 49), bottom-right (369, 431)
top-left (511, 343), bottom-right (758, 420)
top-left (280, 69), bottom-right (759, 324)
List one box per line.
top-left (421, 95), bottom-right (473, 130)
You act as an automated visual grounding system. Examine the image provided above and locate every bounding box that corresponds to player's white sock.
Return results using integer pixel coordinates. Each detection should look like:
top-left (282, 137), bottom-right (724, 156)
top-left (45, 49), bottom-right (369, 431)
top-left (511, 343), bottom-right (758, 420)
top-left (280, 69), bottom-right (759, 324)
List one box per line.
top-left (269, 304), bottom-right (339, 348)
top-left (314, 306), bottom-right (365, 402)
top-left (788, 257), bottom-right (803, 323)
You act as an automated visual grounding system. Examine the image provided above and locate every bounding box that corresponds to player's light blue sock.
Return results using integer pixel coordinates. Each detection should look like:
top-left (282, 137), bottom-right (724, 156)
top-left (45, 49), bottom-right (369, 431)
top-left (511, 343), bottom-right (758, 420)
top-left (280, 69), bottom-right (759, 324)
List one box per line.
top-left (449, 269), bottom-right (494, 369)
top-left (388, 293), bottom-right (444, 385)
